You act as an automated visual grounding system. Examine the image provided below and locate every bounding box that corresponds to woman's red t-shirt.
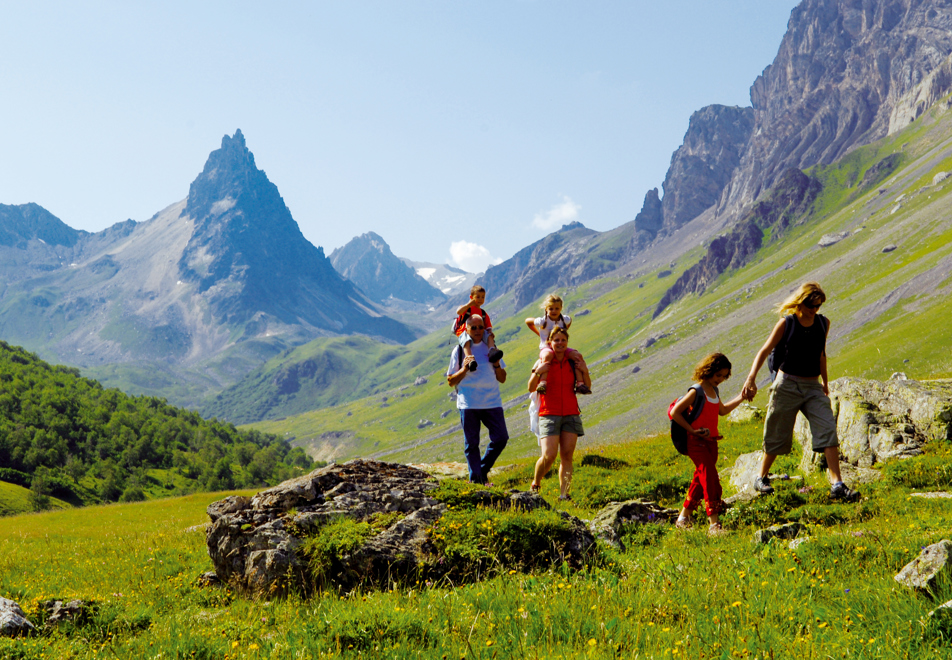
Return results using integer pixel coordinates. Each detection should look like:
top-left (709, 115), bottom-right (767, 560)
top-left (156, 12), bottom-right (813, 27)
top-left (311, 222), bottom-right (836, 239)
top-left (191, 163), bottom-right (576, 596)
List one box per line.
top-left (538, 356), bottom-right (580, 416)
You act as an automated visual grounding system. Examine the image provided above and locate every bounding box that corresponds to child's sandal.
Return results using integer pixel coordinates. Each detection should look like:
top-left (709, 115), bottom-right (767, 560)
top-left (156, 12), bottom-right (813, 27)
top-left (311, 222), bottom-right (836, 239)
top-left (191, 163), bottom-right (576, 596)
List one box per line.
top-left (536, 382), bottom-right (547, 394)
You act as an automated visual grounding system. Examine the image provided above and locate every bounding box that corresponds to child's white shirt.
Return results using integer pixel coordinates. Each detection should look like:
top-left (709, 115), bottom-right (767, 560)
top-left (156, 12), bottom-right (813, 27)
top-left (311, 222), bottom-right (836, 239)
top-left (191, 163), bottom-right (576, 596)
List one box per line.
top-left (534, 314), bottom-right (572, 349)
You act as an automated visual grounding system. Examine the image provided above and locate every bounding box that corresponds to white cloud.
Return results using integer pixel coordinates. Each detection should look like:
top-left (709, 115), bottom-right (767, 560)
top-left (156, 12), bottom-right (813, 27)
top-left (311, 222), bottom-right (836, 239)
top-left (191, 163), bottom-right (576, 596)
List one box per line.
top-left (532, 195), bottom-right (581, 231)
top-left (449, 241), bottom-right (503, 273)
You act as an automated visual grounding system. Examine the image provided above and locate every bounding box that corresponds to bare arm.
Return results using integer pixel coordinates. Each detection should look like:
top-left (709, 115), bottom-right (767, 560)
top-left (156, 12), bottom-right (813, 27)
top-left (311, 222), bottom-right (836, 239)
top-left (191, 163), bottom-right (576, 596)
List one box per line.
top-left (493, 364), bottom-right (507, 384)
top-left (525, 318), bottom-right (540, 336)
top-left (446, 356), bottom-right (476, 388)
top-left (719, 393), bottom-right (746, 416)
top-left (742, 318), bottom-right (788, 399)
top-left (528, 366), bottom-right (541, 393)
top-left (455, 301), bottom-right (473, 316)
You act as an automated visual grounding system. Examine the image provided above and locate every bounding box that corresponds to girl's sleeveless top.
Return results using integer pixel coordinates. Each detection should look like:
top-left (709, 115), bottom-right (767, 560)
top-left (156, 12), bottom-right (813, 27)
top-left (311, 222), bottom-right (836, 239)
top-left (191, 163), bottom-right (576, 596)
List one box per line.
top-left (778, 314), bottom-right (827, 378)
top-left (691, 391), bottom-right (720, 439)
top-left (538, 357), bottom-right (580, 417)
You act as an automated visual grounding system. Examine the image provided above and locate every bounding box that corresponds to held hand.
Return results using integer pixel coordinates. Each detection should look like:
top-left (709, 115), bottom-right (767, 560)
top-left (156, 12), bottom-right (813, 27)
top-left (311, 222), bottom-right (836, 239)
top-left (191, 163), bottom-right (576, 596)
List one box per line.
top-left (694, 427), bottom-right (711, 438)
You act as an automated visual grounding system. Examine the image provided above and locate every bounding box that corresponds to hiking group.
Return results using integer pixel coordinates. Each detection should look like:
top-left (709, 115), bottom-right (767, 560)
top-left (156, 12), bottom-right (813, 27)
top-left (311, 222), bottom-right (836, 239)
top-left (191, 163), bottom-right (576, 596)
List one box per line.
top-left (446, 280), bottom-right (859, 532)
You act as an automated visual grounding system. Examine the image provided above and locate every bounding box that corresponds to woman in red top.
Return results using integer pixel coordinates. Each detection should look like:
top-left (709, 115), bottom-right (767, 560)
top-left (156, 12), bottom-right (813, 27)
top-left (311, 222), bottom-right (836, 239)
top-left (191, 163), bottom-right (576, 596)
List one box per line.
top-left (528, 327), bottom-right (591, 500)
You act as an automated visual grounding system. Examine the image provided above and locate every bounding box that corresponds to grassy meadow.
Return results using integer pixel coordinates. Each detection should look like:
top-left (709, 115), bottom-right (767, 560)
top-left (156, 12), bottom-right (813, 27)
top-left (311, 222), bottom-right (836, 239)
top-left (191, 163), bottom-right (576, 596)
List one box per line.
top-left (3, 418), bottom-right (952, 659)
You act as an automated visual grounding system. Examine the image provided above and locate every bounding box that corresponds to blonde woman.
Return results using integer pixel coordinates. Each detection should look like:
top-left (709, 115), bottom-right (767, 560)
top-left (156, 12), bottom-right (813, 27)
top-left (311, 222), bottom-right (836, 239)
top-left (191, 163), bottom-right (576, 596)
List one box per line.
top-left (742, 282), bottom-right (859, 501)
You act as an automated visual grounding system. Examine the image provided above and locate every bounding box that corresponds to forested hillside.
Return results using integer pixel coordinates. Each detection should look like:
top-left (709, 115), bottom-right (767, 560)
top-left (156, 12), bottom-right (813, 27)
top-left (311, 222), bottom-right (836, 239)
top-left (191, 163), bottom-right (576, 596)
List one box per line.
top-left (0, 341), bottom-right (316, 513)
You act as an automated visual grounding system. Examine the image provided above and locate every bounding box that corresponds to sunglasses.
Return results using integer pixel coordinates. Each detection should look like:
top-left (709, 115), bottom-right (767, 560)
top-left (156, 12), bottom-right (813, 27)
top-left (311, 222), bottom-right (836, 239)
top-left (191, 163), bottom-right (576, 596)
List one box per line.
top-left (803, 301), bottom-right (822, 310)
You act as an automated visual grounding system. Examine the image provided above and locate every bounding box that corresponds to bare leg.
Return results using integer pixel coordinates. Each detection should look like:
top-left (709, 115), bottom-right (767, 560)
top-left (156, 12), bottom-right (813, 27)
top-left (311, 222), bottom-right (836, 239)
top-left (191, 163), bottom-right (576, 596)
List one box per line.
top-left (758, 452), bottom-right (778, 478)
top-left (532, 436), bottom-right (560, 490)
top-left (824, 446), bottom-right (843, 483)
top-left (558, 432), bottom-right (578, 498)
top-left (535, 353), bottom-right (553, 392)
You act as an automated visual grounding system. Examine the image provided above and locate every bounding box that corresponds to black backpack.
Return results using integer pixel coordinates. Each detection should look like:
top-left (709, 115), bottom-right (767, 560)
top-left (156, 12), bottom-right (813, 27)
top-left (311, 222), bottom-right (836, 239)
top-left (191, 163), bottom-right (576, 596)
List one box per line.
top-left (667, 384), bottom-right (713, 455)
top-left (767, 314), bottom-right (828, 381)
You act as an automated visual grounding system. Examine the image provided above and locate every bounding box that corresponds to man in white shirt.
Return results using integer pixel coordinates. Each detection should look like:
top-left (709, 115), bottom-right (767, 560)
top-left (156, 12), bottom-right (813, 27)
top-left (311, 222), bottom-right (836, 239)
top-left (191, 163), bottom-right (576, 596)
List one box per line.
top-left (446, 315), bottom-right (508, 484)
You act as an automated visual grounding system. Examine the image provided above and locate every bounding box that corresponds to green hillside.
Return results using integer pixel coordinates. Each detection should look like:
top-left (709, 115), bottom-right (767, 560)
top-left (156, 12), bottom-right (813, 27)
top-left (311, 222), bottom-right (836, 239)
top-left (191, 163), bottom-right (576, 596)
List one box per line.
top-left (0, 341), bottom-right (318, 514)
top-left (246, 93), bottom-right (952, 466)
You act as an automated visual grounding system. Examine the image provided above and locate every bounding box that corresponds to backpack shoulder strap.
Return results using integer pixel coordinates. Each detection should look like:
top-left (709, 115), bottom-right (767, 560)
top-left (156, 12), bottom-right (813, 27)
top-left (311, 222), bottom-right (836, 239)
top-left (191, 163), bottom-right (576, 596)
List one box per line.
top-left (685, 384), bottom-right (706, 423)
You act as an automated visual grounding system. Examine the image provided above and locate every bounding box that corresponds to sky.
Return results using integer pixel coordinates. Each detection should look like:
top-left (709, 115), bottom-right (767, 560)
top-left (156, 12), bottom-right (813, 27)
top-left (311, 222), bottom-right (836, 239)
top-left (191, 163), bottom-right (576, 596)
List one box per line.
top-left (0, 1), bottom-right (800, 274)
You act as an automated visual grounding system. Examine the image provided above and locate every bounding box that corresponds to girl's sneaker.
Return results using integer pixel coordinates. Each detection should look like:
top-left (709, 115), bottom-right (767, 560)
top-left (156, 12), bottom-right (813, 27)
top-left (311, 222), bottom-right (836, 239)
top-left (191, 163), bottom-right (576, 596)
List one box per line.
top-left (530, 483), bottom-right (540, 494)
top-left (558, 494), bottom-right (572, 502)
top-left (708, 523), bottom-right (727, 537)
top-left (675, 517), bottom-right (693, 530)
top-left (536, 381), bottom-right (547, 394)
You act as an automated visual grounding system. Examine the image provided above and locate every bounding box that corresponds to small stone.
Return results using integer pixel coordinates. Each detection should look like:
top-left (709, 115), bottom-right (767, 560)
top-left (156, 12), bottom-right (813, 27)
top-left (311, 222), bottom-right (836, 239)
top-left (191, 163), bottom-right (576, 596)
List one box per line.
top-left (896, 540), bottom-right (952, 593)
top-left (575, 309), bottom-right (591, 317)
top-left (414, 376), bottom-right (428, 386)
top-left (788, 537), bottom-right (812, 551)
top-left (440, 410), bottom-right (452, 419)
top-left (882, 244), bottom-right (897, 253)
top-left (630, 365), bottom-right (641, 374)
top-left (753, 523), bottom-right (805, 544)
top-left (610, 353), bottom-right (630, 364)
top-left (417, 419), bottom-right (433, 429)
top-left (911, 492), bottom-right (952, 499)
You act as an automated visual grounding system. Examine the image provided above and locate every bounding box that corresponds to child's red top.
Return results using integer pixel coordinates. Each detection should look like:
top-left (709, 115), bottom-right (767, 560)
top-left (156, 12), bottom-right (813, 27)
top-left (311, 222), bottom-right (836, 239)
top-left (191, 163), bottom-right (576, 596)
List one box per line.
top-left (455, 306), bottom-right (492, 336)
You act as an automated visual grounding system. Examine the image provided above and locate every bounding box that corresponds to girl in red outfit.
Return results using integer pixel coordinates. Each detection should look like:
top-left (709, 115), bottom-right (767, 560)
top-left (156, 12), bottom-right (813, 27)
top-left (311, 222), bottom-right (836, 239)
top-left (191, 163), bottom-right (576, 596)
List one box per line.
top-left (670, 353), bottom-right (745, 535)
top-left (528, 327), bottom-right (592, 500)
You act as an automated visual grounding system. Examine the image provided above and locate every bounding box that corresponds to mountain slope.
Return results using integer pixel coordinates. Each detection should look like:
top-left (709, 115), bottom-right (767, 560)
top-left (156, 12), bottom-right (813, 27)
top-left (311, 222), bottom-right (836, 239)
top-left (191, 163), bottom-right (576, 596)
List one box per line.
top-left (0, 131), bottom-right (416, 407)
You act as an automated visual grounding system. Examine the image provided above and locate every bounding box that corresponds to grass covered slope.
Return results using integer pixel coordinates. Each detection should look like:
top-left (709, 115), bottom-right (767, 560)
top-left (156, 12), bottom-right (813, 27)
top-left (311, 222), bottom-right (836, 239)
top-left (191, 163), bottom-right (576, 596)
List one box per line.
top-left (0, 341), bottom-right (317, 514)
top-left (247, 91), bottom-right (952, 467)
top-left (2, 421), bottom-right (952, 658)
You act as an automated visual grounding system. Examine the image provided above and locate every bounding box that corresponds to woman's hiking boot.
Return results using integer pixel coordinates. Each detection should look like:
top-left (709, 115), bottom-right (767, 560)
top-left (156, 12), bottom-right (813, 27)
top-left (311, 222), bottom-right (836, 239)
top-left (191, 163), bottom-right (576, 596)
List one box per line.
top-left (753, 476), bottom-right (775, 494)
top-left (830, 481), bottom-right (860, 502)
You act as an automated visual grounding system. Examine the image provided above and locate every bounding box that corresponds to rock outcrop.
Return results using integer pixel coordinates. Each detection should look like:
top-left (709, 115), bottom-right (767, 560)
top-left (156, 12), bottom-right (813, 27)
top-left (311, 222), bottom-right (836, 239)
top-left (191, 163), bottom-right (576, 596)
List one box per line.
top-left (206, 459), bottom-right (596, 597)
top-left (656, 168), bottom-right (822, 316)
top-left (0, 597), bottom-right (35, 637)
top-left (796, 377), bottom-right (952, 471)
top-left (723, 0), bottom-right (952, 213)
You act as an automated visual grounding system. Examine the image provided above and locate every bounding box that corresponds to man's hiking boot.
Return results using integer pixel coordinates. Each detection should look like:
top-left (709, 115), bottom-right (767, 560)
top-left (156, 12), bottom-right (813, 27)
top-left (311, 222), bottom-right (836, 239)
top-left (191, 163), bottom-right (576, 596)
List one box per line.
top-left (753, 476), bottom-right (775, 494)
top-left (574, 383), bottom-right (592, 395)
top-left (468, 360), bottom-right (477, 372)
top-left (487, 347), bottom-right (504, 364)
top-left (830, 481), bottom-right (861, 502)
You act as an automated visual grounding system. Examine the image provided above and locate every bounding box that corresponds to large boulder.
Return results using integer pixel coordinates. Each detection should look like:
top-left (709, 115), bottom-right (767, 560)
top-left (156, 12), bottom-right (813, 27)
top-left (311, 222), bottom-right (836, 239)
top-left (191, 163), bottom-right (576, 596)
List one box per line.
top-left (896, 540), bottom-right (952, 594)
top-left (589, 499), bottom-right (678, 550)
top-left (795, 377), bottom-right (952, 472)
top-left (0, 597), bottom-right (35, 637)
top-left (206, 459), bottom-right (595, 597)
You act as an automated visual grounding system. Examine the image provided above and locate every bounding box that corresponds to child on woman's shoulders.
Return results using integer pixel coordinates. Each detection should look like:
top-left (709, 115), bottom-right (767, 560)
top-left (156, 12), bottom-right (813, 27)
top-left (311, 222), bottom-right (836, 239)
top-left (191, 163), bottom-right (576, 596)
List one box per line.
top-left (525, 294), bottom-right (589, 394)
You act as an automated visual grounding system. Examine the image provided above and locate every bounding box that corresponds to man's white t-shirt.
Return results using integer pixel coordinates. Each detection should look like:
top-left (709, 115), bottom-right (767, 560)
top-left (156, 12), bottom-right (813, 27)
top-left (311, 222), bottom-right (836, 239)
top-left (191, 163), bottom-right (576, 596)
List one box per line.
top-left (446, 341), bottom-right (505, 410)
top-left (533, 314), bottom-right (572, 349)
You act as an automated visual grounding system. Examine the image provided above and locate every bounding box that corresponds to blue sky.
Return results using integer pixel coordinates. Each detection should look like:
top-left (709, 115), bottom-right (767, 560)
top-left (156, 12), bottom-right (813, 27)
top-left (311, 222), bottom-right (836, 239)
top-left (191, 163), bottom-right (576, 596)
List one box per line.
top-left (0, 1), bottom-right (799, 273)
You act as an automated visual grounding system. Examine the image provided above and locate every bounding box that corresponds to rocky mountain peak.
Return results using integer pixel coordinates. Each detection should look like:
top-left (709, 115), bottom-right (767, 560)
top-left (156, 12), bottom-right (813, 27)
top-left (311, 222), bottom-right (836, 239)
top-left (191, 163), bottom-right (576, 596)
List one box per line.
top-left (329, 232), bottom-right (445, 304)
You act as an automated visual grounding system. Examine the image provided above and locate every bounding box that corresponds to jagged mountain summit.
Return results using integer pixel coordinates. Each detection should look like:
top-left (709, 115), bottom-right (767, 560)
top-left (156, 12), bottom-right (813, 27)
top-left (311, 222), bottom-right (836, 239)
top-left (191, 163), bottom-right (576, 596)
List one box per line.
top-left (329, 232), bottom-right (445, 304)
top-left (400, 260), bottom-right (477, 297)
top-left (0, 130), bottom-right (415, 406)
